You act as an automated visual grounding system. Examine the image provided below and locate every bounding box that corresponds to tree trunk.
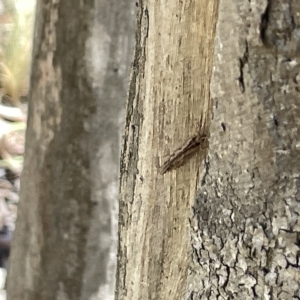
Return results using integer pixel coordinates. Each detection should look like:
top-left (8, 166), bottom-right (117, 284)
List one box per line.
top-left (189, 1), bottom-right (300, 298)
top-left (7, 0), bottom-right (134, 299)
top-left (116, 0), bottom-right (218, 299)
top-left (117, 0), bottom-right (300, 299)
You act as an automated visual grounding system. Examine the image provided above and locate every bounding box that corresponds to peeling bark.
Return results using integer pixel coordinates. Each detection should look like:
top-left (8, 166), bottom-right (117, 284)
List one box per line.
top-left (117, 0), bottom-right (300, 299)
top-left (116, 0), bottom-right (218, 299)
top-left (6, 1), bottom-right (135, 300)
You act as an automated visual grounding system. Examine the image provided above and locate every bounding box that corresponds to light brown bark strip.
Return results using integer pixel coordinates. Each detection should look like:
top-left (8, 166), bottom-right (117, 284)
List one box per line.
top-left (117, 0), bottom-right (219, 299)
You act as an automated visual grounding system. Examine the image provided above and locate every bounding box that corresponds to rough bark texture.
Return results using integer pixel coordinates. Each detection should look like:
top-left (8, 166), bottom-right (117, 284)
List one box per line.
top-left (6, 1), bottom-right (134, 300)
top-left (116, 0), bottom-right (218, 299)
top-left (189, 0), bottom-right (300, 299)
top-left (118, 0), bottom-right (300, 299)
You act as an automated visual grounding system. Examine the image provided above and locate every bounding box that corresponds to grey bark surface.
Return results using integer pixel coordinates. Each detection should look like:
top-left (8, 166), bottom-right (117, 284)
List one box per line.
top-left (6, 1), bottom-right (134, 300)
top-left (189, 0), bottom-right (300, 299)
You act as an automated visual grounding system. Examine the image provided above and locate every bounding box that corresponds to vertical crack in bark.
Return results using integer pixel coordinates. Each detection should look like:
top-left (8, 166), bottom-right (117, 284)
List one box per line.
top-left (260, 0), bottom-right (270, 45)
top-left (200, 158), bottom-right (210, 186)
top-left (238, 41), bottom-right (249, 94)
top-left (117, 0), bottom-right (148, 298)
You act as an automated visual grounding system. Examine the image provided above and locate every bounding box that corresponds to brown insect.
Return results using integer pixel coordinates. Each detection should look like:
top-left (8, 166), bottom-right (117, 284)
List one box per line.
top-left (160, 131), bottom-right (207, 174)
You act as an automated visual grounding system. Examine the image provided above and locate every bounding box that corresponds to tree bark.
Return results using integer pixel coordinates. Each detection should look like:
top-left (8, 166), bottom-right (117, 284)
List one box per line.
top-left (6, 1), bottom-right (134, 299)
top-left (189, 0), bottom-right (300, 298)
top-left (116, 0), bottom-right (218, 299)
top-left (117, 0), bottom-right (300, 299)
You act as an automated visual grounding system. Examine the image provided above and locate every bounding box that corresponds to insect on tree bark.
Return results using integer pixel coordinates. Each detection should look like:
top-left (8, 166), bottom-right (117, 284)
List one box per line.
top-left (160, 133), bottom-right (207, 174)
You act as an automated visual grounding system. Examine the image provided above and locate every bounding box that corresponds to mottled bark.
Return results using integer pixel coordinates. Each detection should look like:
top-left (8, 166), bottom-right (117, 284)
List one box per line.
top-left (117, 0), bottom-right (300, 299)
top-left (189, 0), bottom-right (300, 298)
top-left (6, 0), bottom-right (134, 300)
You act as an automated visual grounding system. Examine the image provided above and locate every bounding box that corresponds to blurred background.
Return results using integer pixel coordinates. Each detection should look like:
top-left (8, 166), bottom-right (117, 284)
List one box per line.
top-left (0, 0), bottom-right (35, 298)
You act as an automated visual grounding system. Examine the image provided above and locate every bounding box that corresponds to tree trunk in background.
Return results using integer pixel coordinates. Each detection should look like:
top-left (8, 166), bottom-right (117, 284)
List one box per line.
top-left (6, 0), bottom-right (134, 299)
top-left (117, 0), bottom-right (300, 299)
